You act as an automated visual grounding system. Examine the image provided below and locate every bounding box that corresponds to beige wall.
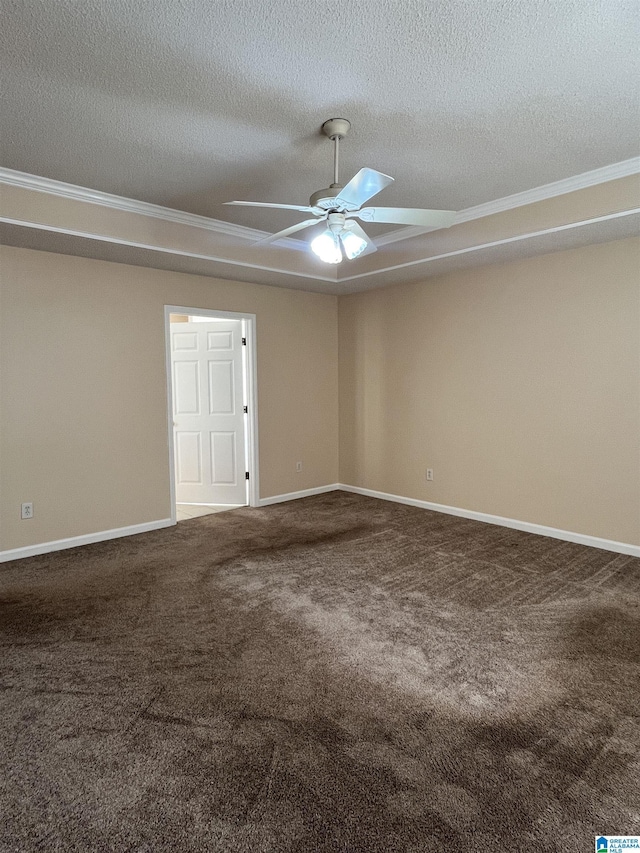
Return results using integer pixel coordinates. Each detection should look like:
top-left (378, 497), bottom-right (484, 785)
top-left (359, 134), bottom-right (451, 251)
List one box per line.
top-left (339, 237), bottom-right (640, 545)
top-left (2, 236), bottom-right (638, 554)
top-left (0, 246), bottom-right (339, 551)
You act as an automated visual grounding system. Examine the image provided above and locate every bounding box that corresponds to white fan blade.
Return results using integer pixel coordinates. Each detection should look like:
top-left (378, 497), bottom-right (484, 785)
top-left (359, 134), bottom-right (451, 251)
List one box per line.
top-left (352, 207), bottom-right (456, 228)
top-left (255, 217), bottom-right (323, 245)
top-left (343, 221), bottom-right (377, 256)
top-left (225, 200), bottom-right (316, 213)
top-left (334, 168), bottom-right (394, 210)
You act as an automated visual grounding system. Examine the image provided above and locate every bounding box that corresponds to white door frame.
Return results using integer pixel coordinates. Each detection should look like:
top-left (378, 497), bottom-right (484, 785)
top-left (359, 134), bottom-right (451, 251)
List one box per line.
top-left (164, 305), bottom-right (260, 522)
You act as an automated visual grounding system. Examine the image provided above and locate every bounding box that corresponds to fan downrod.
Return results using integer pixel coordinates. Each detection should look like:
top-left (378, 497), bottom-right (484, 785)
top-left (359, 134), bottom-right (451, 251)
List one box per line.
top-left (314, 118), bottom-right (351, 206)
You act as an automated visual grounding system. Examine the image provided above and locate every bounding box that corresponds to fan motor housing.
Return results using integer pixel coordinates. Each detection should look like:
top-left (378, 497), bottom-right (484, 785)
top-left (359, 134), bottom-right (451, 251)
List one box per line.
top-left (309, 186), bottom-right (343, 210)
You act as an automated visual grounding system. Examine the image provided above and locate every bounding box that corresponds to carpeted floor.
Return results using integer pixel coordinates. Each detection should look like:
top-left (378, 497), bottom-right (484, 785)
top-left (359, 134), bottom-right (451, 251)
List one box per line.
top-left (1, 491), bottom-right (639, 852)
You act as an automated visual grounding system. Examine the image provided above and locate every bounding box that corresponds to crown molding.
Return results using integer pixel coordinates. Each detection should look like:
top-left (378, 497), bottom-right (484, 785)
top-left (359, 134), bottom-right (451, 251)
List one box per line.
top-left (0, 217), bottom-right (337, 283)
top-left (2, 158), bottom-right (638, 251)
top-left (0, 167), bottom-right (306, 250)
top-left (454, 156), bottom-right (640, 222)
top-left (375, 156), bottom-right (640, 246)
top-left (338, 207), bottom-right (640, 282)
top-left (2, 158), bottom-right (638, 280)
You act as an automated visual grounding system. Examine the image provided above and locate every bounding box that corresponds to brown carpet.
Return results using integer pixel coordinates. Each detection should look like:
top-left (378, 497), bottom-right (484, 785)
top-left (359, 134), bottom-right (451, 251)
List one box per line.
top-left (1, 491), bottom-right (639, 852)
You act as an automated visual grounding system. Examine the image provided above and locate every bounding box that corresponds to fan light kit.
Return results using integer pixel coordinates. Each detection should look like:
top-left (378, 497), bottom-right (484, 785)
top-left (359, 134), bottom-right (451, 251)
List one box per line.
top-left (225, 118), bottom-right (457, 263)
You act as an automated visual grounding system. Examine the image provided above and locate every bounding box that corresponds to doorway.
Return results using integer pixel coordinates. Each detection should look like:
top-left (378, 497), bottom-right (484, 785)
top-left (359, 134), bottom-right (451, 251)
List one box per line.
top-left (165, 306), bottom-right (259, 523)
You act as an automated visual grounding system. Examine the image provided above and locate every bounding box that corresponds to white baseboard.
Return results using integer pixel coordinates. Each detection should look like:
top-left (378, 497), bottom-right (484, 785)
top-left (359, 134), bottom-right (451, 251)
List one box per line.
top-left (0, 518), bottom-right (175, 563)
top-left (258, 484), bottom-right (340, 507)
top-left (338, 484), bottom-right (640, 557)
top-left (2, 485), bottom-right (637, 562)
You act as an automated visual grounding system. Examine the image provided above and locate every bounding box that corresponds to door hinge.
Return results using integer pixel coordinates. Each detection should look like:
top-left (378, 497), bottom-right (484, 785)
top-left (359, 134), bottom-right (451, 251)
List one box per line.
top-left (245, 471), bottom-right (250, 480)
top-left (243, 405), bottom-right (248, 414)
top-left (242, 337), bottom-right (247, 346)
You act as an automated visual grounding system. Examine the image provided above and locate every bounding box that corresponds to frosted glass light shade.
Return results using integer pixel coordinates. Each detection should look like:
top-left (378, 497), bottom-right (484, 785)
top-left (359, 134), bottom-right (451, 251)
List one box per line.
top-left (340, 231), bottom-right (367, 259)
top-left (311, 231), bottom-right (342, 264)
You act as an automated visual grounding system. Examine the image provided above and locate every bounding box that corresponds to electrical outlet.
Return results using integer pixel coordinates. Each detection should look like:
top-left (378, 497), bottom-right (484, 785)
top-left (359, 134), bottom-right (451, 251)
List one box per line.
top-left (296, 461), bottom-right (303, 472)
top-left (426, 469), bottom-right (434, 482)
top-left (21, 502), bottom-right (34, 519)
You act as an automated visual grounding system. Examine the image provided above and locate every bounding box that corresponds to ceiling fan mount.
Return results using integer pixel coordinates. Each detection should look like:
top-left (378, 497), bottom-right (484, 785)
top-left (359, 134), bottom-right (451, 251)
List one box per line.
top-left (321, 117), bottom-right (351, 141)
top-left (225, 118), bottom-right (457, 263)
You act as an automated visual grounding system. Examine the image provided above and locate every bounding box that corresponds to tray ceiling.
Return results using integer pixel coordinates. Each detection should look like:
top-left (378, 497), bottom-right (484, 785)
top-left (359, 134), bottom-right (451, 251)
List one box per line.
top-left (1, 0), bottom-right (639, 291)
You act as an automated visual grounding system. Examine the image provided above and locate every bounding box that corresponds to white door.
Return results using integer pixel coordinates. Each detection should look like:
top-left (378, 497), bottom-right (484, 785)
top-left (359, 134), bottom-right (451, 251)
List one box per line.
top-left (171, 319), bottom-right (247, 505)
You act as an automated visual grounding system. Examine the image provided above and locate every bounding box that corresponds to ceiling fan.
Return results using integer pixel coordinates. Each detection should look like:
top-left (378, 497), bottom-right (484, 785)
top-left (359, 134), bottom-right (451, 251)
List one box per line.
top-left (225, 119), bottom-right (457, 264)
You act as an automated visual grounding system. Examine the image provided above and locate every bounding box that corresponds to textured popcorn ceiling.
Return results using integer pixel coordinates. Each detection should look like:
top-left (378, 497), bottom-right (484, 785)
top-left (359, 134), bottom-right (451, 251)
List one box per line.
top-left (2, 0), bottom-right (639, 240)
